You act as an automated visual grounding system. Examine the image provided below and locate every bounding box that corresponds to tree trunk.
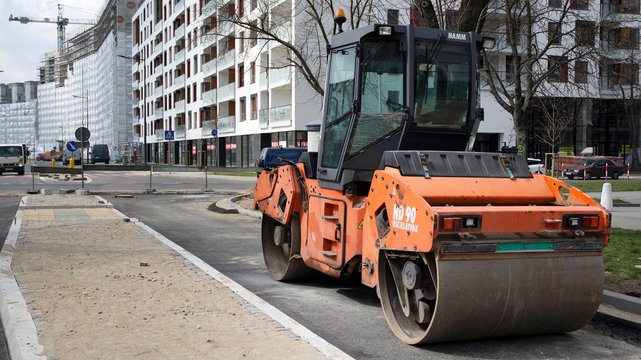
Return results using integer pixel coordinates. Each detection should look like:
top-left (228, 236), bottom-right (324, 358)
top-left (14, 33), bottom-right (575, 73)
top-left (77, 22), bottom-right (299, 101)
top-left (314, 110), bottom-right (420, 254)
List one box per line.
top-left (458, 0), bottom-right (490, 32)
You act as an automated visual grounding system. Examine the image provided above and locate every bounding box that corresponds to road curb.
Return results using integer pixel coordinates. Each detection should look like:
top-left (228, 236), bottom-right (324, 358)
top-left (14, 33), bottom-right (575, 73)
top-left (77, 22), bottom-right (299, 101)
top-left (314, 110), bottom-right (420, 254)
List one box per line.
top-left (0, 197), bottom-right (47, 360)
top-left (216, 195), bottom-right (262, 219)
top-left (602, 290), bottom-right (641, 317)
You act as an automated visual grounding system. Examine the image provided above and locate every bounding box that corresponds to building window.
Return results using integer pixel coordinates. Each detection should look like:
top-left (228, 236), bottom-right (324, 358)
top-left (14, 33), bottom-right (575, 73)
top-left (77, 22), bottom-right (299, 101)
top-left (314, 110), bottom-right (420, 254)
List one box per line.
top-left (549, 0), bottom-right (562, 7)
top-left (575, 60), bottom-right (589, 83)
top-left (506, 55), bottom-right (520, 83)
top-left (611, 0), bottom-right (640, 14)
top-left (609, 27), bottom-right (640, 49)
top-left (575, 21), bottom-right (595, 46)
top-left (238, 0), bottom-right (244, 17)
top-left (250, 94), bottom-right (257, 119)
top-left (251, 0), bottom-right (257, 11)
top-left (548, 56), bottom-right (568, 82)
top-left (240, 97), bottom-right (246, 121)
top-left (387, 9), bottom-right (399, 25)
top-left (571, 0), bottom-right (589, 10)
top-left (238, 63), bottom-right (245, 87)
top-left (548, 22), bottom-right (561, 45)
top-left (250, 61), bottom-right (256, 84)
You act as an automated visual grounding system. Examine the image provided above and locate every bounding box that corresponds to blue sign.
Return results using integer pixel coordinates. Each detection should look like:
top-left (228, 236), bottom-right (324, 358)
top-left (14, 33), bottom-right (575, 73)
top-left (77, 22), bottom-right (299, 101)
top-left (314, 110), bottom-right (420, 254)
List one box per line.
top-left (211, 129), bottom-right (218, 137)
top-left (164, 130), bottom-right (175, 141)
top-left (66, 142), bottom-right (77, 152)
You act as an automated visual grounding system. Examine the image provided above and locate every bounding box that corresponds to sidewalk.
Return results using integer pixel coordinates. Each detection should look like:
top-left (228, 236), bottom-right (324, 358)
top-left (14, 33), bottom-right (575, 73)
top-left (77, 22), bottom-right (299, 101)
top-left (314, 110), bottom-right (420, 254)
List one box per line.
top-left (0, 194), bottom-right (350, 360)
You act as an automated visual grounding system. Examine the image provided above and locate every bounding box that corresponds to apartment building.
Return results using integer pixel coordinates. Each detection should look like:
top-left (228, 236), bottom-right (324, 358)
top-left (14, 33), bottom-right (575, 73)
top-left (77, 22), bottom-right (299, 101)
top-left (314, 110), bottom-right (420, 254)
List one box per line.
top-left (479, 0), bottom-right (641, 160)
top-left (132, 0), bottom-right (332, 167)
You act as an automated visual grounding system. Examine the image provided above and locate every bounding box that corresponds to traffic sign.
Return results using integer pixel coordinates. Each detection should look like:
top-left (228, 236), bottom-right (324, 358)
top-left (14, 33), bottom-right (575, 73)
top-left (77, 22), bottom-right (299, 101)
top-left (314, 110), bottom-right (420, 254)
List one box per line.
top-left (75, 127), bottom-right (91, 142)
top-left (211, 129), bottom-right (218, 137)
top-left (66, 142), bottom-right (77, 152)
top-left (164, 130), bottom-right (175, 141)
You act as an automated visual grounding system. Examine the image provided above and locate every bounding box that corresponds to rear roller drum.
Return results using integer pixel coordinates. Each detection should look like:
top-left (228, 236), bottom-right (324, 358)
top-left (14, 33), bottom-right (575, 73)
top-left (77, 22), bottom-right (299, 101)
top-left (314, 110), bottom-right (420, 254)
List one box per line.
top-left (261, 214), bottom-right (311, 281)
top-left (378, 252), bottom-right (436, 345)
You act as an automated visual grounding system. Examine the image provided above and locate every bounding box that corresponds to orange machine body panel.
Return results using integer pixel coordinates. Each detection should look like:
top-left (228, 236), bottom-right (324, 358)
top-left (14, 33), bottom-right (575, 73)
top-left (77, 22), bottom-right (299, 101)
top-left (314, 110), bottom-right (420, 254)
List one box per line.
top-left (256, 164), bottom-right (610, 286)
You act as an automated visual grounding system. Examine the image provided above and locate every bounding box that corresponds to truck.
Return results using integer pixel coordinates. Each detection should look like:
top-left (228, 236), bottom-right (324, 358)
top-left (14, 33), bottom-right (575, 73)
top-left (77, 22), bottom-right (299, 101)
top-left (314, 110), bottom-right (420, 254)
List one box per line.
top-left (254, 16), bottom-right (610, 344)
top-left (0, 144), bottom-right (29, 175)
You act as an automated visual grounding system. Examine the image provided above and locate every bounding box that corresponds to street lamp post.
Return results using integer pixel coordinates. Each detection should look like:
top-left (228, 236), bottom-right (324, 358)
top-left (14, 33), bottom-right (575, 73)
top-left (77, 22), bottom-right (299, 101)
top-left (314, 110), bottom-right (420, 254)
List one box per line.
top-left (118, 54), bottom-right (146, 165)
top-left (72, 92), bottom-right (88, 188)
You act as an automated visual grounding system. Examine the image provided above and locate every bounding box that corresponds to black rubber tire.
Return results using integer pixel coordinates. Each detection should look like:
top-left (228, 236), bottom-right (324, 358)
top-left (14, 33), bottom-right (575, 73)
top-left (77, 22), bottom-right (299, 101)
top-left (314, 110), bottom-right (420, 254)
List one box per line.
top-left (567, 176), bottom-right (574, 180)
top-left (612, 172), bottom-right (619, 180)
top-left (261, 214), bottom-right (312, 281)
top-left (585, 172), bottom-right (592, 180)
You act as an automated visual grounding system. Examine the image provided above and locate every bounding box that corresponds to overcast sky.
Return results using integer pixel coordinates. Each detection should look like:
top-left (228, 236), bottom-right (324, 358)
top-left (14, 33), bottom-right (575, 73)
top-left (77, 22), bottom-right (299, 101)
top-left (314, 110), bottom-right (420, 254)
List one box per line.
top-left (0, 0), bottom-right (105, 84)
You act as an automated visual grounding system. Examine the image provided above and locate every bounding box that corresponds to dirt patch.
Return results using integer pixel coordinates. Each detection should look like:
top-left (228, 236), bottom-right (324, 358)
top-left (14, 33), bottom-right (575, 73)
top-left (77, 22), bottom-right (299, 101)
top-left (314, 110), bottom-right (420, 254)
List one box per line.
top-left (605, 275), bottom-right (641, 298)
top-left (11, 200), bottom-right (326, 359)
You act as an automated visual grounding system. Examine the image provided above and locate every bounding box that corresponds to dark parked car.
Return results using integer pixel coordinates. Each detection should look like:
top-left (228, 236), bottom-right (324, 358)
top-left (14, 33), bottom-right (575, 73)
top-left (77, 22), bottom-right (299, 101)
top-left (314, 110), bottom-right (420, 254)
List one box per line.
top-left (256, 147), bottom-right (306, 170)
top-left (564, 158), bottom-right (624, 180)
top-left (91, 144), bottom-right (111, 164)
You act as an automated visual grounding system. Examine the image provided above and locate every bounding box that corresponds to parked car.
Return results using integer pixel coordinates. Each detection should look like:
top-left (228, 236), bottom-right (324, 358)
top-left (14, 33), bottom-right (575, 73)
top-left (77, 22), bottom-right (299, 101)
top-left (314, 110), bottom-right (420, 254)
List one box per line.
top-left (91, 144), bottom-right (111, 164)
top-left (256, 147), bottom-right (306, 170)
top-left (527, 158), bottom-right (545, 174)
top-left (564, 158), bottom-right (624, 180)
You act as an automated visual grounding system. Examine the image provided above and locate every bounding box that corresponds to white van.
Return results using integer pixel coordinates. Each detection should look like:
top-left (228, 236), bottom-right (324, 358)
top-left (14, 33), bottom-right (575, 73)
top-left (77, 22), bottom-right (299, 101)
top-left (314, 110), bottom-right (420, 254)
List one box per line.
top-left (63, 141), bottom-right (82, 165)
top-left (0, 144), bottom-right (29, 175)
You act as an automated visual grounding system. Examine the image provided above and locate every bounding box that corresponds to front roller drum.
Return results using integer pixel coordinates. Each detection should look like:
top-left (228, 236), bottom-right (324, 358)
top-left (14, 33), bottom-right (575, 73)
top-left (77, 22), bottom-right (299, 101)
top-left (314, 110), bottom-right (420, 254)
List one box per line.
top-left (261, 214), bottom-right (311, 281)
top-left (378, 251), bottom-right (604, 344)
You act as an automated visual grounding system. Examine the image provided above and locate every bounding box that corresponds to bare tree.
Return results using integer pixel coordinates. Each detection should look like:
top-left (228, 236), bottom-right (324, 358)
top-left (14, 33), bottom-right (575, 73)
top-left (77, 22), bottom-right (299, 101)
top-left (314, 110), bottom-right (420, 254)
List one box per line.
top-left (533, 98), bottom-right (574, 154)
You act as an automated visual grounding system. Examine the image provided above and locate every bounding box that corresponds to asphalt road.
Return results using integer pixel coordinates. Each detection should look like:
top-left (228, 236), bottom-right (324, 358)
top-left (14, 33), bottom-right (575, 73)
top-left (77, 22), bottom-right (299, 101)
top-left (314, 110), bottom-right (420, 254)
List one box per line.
top-left (105, 193), bottom-right (641, 359)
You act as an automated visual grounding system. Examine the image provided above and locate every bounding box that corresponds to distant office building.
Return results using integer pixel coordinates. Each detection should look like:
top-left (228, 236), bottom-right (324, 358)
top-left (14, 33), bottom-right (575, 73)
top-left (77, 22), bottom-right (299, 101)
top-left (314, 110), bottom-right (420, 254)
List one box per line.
top-left (36, 0), bottom-right (135, 160)
top-left (0, 81), bottom-right (38, 147)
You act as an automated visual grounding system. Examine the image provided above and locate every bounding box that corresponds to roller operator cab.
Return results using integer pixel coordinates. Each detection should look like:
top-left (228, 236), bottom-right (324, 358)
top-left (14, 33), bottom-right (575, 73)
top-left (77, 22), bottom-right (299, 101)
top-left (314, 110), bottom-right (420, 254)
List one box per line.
top-left (318, 24), bottom-right (485, 190)
top-left (254, 20), bottom-right (610, 345)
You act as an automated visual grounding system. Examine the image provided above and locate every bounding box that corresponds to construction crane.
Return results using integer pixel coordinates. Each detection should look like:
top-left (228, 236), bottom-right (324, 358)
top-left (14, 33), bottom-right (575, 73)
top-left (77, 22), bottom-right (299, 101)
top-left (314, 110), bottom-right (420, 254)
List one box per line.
top-left (9, 4), bottom-right (95, 51)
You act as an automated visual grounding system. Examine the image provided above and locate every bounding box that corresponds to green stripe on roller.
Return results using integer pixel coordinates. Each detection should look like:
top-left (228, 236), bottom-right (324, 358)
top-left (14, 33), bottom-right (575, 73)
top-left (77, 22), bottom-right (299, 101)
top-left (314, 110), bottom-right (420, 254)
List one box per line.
top-left (495, 242), bottom-right (554, 252)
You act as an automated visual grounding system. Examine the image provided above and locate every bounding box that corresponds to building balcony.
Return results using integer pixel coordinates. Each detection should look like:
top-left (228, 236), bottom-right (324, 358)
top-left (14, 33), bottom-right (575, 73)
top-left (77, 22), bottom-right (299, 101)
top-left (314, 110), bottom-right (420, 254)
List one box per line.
top-left (269, 104), bottom-right (292, 127)
top-left (175, 48), bottom-right (186, 63)
top-left (202, 59), bottom-right (216, 77)
top-left (258, 71), bottom-right (268, 90)
top-left (175, 74), bottom-right (185, 88)
top-left (218, 20), bottom-right (234, 36)
top-left (218, 50), bottom-right (235, 70)
top-left (154, 108), bottom-right (163, 119)
top-left (201, 30), bottom-right (216, 48)
top-left (201, 119), bottom-right (217, 137)
top-left (154, 63), bottom-right (163, 75)
top-left (218, 83), bottom-right (235, 101)
top-left (217, 115), bottom-right (236, 134)
top-left (174, 0), bottom-right (185, 15)
top-left (202, 88), bottom-right (217, 104)
top-left (202, 0), bottom-right (216, 17)
top-left (155, 129), bottom-right (165, 140)
top-left (269, 67), bottom-right (291, 88)
top-left (174, 24), bottom-right (185, 40)
top-left (259, 108), bottom-right (269, 129)
top-left (155, 85), bottom-right (163, 97)
top-left (175, 99), bottom-right (185, 112)
top-left (271, 22), bottom-right (292, 47)
top-left (132, 79), bottom-right (139, 88)
top-left (175, 124), bottom-right (186, 139)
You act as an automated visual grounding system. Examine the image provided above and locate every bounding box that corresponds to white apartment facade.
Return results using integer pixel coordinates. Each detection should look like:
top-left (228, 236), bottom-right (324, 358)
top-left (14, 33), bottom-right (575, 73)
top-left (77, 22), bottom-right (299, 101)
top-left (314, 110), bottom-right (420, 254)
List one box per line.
top-left (131, 0), bottom-right (410, 167)
top-left (478, 0), bottom-right (641, 160)
top-left (131, 0), bottom-right (641, 167)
